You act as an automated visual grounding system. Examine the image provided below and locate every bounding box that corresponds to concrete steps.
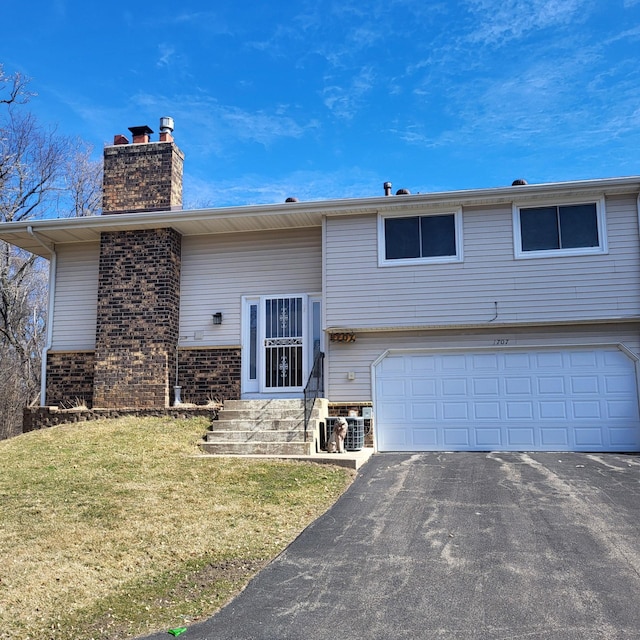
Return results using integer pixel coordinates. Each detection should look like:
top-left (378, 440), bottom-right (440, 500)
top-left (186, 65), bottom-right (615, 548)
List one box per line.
top-left (200, 399), bottom-right (324, 456)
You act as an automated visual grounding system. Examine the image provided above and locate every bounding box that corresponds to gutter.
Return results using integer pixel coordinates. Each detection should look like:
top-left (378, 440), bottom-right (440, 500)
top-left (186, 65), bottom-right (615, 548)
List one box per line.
top-left (26, 226), bottom-right (56, 406)
top-left (326, 316), bottom-right (640, 334)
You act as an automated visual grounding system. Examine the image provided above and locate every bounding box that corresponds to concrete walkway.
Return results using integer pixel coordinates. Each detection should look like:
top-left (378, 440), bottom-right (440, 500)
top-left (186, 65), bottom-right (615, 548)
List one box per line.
top-left (195, 446), bottom-right (375, 470)
top-left (139, 451), bottom-right (640, 639)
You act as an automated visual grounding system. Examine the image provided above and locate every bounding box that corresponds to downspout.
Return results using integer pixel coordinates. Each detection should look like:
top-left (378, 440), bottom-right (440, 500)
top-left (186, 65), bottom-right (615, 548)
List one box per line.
top-left (26, 226), bottom-right (56, 406)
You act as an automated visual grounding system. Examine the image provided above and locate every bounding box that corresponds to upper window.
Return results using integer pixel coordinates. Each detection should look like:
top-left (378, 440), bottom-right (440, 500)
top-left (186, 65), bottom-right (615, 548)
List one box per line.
top-left (379, 209), bottom-right (463, 266)
top-left (514, 198), bottom-right (607, 258)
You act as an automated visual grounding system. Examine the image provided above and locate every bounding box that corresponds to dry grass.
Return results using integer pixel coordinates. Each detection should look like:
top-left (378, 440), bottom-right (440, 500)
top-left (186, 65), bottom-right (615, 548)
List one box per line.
top-left (0, 416), bottom-right (354, 639)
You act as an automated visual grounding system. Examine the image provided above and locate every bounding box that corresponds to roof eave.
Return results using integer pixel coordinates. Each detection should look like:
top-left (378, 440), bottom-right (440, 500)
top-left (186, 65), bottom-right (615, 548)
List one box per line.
top-left (2, 175), bottom-right (639, 257)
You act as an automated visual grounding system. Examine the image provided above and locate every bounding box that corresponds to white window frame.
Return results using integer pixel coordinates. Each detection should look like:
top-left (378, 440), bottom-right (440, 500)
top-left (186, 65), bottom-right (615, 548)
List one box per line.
top-left (513, 196), bottom-right (608, 259)
top-left (377, 207), bottom-right (463, 267)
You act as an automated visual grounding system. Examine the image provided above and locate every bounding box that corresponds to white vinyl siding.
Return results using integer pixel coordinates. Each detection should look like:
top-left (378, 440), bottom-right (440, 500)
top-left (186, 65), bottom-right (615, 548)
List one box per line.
top-left (325, 194), bottom-right (640, 330)
top-left (50, 242), bottom-right (100, 350)
top-left (179, 228), bottom-right (322, 347)
top-left (327, 324), bottom-right (640, 403)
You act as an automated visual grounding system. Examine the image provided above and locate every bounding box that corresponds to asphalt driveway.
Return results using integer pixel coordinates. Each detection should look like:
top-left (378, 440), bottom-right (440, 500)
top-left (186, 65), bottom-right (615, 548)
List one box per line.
top-left (140, 452), bottom-right (640, 639)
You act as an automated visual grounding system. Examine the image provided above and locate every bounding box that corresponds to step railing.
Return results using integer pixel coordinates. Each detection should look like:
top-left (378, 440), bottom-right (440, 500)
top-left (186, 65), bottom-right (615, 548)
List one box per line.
top-left (303, 351), bottom-right (324, 439)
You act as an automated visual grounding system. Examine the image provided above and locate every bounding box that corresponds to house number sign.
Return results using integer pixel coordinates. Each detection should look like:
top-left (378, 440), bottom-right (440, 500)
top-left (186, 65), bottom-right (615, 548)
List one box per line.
top-left (493, 338), bottom-right (510, 345)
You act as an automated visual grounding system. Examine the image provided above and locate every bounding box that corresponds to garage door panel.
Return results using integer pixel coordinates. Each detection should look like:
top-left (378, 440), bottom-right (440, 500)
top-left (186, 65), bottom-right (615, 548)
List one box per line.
top-left (608, 400), bottom-right (637, 419)
top-left (378, 400), bottom-right (407, 421)
top-left (443, 429), bottom-right (470, 446)
top-left (441, 354), bottom-right (467, 371)
top-left (473, 378), bottom-right (500, 395)
top-left (573, 401), bottom-right (602, 419)
top-left (540, 401), bottom-right (567, 419)
top-left (572, 376), bottom-right (599, 393)
top-left (474, 402), bottom-right (501, 420)
top-left (538, 376), bottom-right (565, 394)
top-left (379, 357), bottom-right (406, 373)
top-left (606, 375), bottom-right (636, 394)
top-left (379, 378), bottom-right (405, 396)
top-left (504, 352), bottom-right (531, 368)
top-left (570, 351), bottom-right (598, 367)
top-left (476, 428), bottom-right (502, 446)
top-left (610, 427), bottom-right (639, 446)
top-left (472, 354), bottom-right (499, 369)
top-left (412, 403), bottom-right (436, 420)
top-left (505, 377), bottom-right (532, 394)
top-left (375, 347), bottom-right (640, 452)
top-left (540, 428), bottom-right (569, 446)
top-left (411, 378), bottom-right (436, 396)
top-left (410, 355), bottom-right (436, 372)
top-left (536, 352), bottom-right (564, 368)
top-left (412, 429), bottom-right (438, 446)
top-left (506, 402), bottom-right (534, 419)
top-left (575, 428), bottom-right (603, 447)
top-left (442, 379), bottom-right (467, 395)
top-left (442, 402), bottom-right (468, 420)
top-left (507, 428), bottom-right (536, 446)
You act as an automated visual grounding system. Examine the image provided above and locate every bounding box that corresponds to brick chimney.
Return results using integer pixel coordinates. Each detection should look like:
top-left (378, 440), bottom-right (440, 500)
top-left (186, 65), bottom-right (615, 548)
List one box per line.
top-left (102, 117), bottom-right (184, 215)
top-left (92, 117), bottom-right (184, 409)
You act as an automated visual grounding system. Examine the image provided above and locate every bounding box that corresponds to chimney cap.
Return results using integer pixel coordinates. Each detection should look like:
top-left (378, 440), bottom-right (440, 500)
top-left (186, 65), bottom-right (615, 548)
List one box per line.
top-left (159, 116), bottom-right (174, 133)
top-left (128, 125), bottom-right (154, 137)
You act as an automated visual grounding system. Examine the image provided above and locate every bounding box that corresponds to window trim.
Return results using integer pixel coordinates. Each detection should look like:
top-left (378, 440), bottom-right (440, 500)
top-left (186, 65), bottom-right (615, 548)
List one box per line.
top-left (378, 207), bottom-right (463, 267)
top-left (513, 196), bottom-right (607, 259)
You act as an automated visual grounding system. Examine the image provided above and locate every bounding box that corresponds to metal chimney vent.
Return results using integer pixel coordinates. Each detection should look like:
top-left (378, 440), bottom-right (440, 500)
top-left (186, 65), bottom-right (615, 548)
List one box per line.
top-left (159, 116), bottom-right (174, 134)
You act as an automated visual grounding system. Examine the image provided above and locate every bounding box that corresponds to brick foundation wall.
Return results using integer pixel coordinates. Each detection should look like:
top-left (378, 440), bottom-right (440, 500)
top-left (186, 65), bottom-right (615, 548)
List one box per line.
top-left (45, 351), bottom-right (95, 408)
top-left (176, 347), bottom-right (241, 405)
top-left (94, 348), bottom-right (172, 408)
top-left (93, 228), bottom-right (182, 408)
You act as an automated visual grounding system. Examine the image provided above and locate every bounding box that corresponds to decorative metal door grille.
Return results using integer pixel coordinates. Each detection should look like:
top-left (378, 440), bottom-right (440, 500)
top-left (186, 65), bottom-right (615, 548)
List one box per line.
top-left (264, 297), bottom-right (304, 388)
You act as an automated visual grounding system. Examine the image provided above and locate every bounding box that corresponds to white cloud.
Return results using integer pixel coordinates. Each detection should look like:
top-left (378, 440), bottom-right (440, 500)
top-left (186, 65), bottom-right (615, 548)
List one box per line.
top-left (322, 66), bottom-right (376, 119)
top-left (128, 92), bottom-right (318, 152)
top-left (184, 167), bottom-right (381, 208)
top-left (156, 44), bottom-right (176, 68)
top-left (464, 0), bottom-right (588, 46)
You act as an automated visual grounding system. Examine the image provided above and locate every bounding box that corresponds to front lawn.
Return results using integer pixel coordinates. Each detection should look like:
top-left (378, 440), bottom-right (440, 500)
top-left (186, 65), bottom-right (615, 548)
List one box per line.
top-left (0, 416), bottom-right (354, 639)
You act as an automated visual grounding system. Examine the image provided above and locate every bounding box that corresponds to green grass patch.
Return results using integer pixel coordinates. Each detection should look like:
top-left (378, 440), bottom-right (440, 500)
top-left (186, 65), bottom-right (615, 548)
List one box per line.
top-left (0, 416), bottom-right (354, 639)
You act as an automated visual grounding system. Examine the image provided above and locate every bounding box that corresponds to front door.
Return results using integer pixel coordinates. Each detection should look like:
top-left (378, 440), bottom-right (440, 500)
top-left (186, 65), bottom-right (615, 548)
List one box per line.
top-left (264, 296), bottom-right (305, 391)
top-left (243, 294), bottom-right (319, 397)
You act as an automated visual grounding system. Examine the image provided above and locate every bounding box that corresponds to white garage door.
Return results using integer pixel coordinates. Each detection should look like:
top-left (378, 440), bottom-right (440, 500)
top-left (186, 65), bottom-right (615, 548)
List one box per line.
top-left (375, 347), bottom-right (640, 452)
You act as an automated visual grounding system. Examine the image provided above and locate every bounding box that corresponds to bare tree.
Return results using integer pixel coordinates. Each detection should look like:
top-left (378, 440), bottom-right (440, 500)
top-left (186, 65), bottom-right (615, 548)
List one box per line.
top-left (0, 63), bottom-right (32, 106)
top-left (60, 140), bottom-right (102, 217)
top-left (0, 65), bottom-right (101, 439)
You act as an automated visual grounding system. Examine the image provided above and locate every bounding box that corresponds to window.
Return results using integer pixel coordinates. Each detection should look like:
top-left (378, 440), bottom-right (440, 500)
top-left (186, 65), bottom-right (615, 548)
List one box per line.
top-left (514, 198), bottom-right (607, 258)
top-left (379, 209), bottom-right (462, 265)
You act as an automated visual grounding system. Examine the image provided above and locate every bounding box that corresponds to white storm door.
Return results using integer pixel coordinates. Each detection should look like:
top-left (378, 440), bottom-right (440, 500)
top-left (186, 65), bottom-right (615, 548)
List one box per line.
top-left (262, 296), bottom-right (306, 392)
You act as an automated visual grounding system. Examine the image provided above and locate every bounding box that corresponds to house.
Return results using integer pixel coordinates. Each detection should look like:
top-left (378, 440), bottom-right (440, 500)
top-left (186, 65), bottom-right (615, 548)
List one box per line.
top-left (1, 118), bottom-right (640, 453)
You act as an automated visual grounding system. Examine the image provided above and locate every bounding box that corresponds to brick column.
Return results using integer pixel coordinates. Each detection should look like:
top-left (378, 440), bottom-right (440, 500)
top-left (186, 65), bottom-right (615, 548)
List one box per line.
top-left (92, 228), bottom-right (181, 408)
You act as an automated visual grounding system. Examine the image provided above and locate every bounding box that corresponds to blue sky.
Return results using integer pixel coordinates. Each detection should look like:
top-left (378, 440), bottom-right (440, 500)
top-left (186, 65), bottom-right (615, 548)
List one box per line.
top-left (2, 0), bottom-right (640, 208)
